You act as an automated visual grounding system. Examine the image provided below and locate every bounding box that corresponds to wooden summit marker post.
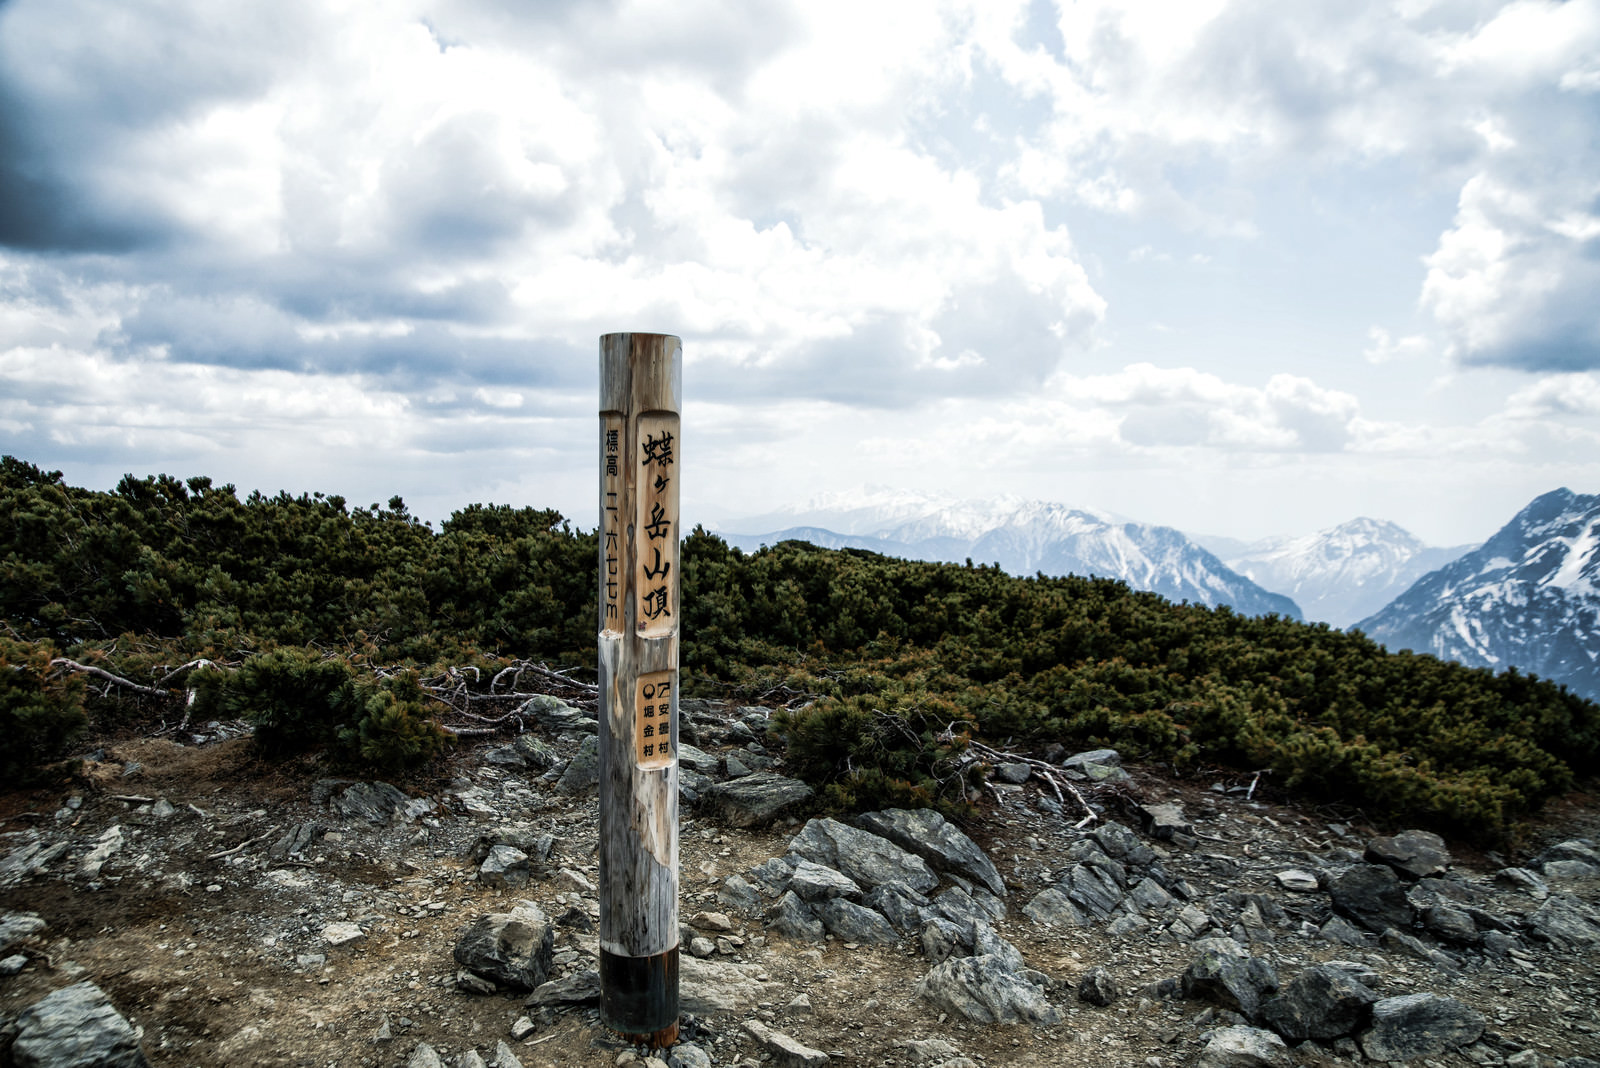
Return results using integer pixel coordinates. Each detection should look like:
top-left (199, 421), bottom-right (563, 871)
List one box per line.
top-left (597, 332), bottom-right (681, 1046)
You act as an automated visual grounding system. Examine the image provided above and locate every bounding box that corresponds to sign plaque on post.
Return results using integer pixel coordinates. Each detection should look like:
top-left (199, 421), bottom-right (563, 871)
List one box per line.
top-left (597, 332), bottom-right (681, 1046)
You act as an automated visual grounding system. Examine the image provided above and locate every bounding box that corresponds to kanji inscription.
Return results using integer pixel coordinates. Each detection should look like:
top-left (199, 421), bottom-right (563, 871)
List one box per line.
top-left (634, 412), bottom-right (679, 637)
top-left (600, 414), bottom-right (626, 631)
top-left (635, 670), bottom-right (675, 769)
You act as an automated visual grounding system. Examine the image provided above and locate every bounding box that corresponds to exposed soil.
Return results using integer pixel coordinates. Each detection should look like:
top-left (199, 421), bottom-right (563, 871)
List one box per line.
top-left (2, 715), bottom-right (1598, 1068)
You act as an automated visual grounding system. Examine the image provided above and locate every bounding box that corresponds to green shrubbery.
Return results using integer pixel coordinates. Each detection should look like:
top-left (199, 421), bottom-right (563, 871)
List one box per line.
top-left (4, 456), bottom-right (1599, 840)
top-left (0, 636), bottom-right (88, 783)
top-left (190, 647), bottom-right (448, 770)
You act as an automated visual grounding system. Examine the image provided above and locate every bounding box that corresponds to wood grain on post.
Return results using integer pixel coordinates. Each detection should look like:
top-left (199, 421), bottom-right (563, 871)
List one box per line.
top-left (597, 333), bottom-right (681, 1046)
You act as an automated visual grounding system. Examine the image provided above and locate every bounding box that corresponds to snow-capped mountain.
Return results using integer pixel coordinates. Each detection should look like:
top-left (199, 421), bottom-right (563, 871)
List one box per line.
top-left (1355, 488), bottom-right (1600, 702)
top-left (1214, 518), bottom-right (1473, 627)
top-left (716, 493), bottom-right (1302, 619)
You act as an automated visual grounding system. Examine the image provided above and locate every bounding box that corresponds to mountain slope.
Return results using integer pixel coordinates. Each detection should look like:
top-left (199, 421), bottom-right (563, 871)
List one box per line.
top-left (1355, 488), bottom-right (1600, 701)
top-left (1222, 517), bottom-right (1472, 627)
top-left (719, 495), bottom-right (1301, 618)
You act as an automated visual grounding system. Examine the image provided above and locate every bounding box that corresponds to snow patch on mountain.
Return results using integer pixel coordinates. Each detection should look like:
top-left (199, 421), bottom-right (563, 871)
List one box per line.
top-left (716, 491), bottom-right (1300, 619)
top-left (1356, 488), bottom-right (1600, 702)
top-left (1215, 517), bottom-right (1473, 627)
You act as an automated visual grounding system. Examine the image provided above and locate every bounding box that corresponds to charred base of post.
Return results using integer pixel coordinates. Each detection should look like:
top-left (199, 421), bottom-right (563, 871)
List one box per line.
top-left (600, 946), bottom-right (679, 1046)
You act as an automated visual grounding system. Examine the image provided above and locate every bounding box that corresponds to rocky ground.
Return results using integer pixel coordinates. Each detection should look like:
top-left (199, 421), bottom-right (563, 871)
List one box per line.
top-left (1, 696), bottom-right (1598, 1068)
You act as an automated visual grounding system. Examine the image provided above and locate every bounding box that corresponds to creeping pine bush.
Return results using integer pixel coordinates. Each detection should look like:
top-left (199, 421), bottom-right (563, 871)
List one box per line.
top-left (0, 636), bottom-right (87, 782)
top-left (195, 647), bottom-right (447, 770)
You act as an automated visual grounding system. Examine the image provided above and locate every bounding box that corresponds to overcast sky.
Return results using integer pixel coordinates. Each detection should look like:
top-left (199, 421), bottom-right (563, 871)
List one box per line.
top-left (2, 0), bottom-right (1598, 546)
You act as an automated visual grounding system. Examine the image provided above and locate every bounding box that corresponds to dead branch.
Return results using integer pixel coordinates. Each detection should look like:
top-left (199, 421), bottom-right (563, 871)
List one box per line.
top-left (965, 739), bottom-right (1099, 827)
top-left (49, 658), bottom-right (168, 697)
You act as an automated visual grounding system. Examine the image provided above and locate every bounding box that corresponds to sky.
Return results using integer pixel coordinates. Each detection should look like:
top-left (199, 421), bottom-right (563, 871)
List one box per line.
top-left (2, 0), bottom-right (1598, 547)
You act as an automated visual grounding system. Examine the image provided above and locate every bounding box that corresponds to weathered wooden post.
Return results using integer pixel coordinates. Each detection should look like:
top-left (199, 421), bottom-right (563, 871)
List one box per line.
top-left (597, 332), bottom-right (681, 1046)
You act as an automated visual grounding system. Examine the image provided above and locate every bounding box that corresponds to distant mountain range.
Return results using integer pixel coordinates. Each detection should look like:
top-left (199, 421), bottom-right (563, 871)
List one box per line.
top-left (1356, 488), bottom-right (1600, 702)
top-left (715, 486), bottom-right (1600, 702)
top-left (717, 492), bottom-right (1301, 618)
top-left (1202, 519), bottom-right (1473, 628)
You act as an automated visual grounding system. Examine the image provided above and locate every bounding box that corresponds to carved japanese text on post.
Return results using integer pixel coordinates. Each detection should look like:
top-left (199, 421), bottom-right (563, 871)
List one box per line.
top-left (601, 414), bottom-right (626, 632)
top-left (635, 412), bottom-right (679, 637)
top-left (634, 670), bottom-right (675, 769)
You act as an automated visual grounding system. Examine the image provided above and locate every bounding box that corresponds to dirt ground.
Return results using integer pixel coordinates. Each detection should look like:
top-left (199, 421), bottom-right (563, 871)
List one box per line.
top-left (2, 719), bottom-right (1598, 1068)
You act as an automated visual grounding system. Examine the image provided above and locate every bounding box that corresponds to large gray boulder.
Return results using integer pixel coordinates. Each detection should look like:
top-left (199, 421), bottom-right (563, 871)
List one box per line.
top-left (788, 859), bottom-right (861, 902)
top-left (451, 901), bottom-right (555, 991)
top-left (1181, 938), bottom-right (1278, 1021)
top-left (1526, 893), bottom-right (1600, 949)
top-left (331, 781), bottom-right (410, 823)
top-left (1258, 963), bottom-right (1379, 1041)
top-left (1359, 993), bottom-right (1484, 1062)
top-left (517, 694), bottom-right (597, 735)
top-left (813, 898), bottom-right (901, 945)
top-left (765, 891), bottom-right (824, 942)
top-left (556, 736), bottom-right (600, 793)
top-left (706, 773), bottom-right (814, 827)
top-left (1364, 829), bottom-right (1450, 880)
top-left (915, 954), bottom-right (1060, 1025)
top-left (786, 818), bottom-right (938, 894)
top-left (1194, 1025), bottom-right (1291, 1068)
top-left (11, 981), bottom-right (150, 1068)
top-left (855, 808), bottom-right (1007, 897)
top-left (1329, 863), bottom-right (1415, 933)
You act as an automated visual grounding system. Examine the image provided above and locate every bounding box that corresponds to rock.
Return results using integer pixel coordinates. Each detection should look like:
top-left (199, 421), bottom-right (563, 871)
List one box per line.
top-left (765, 891), bottom-right (824, 942)
top-left (1421, 903), bottom-right (1480, 945)
top-left (688, 936), bottom-right (715, 958)
top-left (269, 821), bottom-right (326, 861)
top-left (1181, 938), bottom-right (1278, 1020)
top-left (409, 1043), bottom-right (445, 1068)
top-left (508, 1016), bottom-right (537, 1040)
top-left (994, 762), bottom-right (1032, 784)
top-left (452, 900), bottom-right (555, 991)
top-left (1078, 966), bottom-right (1119, 1007)
top-left (482, 746), bottom-right (526, 768)
top-left (1194, 1025), bottom-right (1291, 1068)
top-left (0, 912), bottom-right (47, 956)
top-left (1495, 866), bottom-right (1549, 897)
top-left (557, 736), bottom-right (600, 793)
top-left (1365, 829), bottom-right (1450, 880)
top-left (490, 1039), bottom-right (525, 1068)
top-left (512, 733), bottom-right (562, 769)
top-left (79, 824), bottom-right (125, 878)
top-left (1257, 964), bottom-right (1379, 1041)
top-left (930, 885), bottom-right (1002, 938)
top-left (864, 882), bottom-right (932, 934)
top-left (785, 992), bottom-right (814, 1016)
top-left (458, 1052), bottom-right (489, 1068)
top-left (1538, 839), bottom-right (1600, 868)
top-left (742, 1019), bottom-right (830, 1068)
top-left (517, 694), bottom-right (596, 735)
top-left (718, 875), bottom-right (763, 914)
top-left (467, 824), bottom-right (554, 865)
top-left (1274, 870), bottom-right (1319, 893)
top-left (11, 981), bottom-right (150, 1068)
top-left (1526, 893), bottom-right (1600, 948)
top-left (668, 1043), bottom-right (712, 1068)
top-left (921, 917), bottom-right (967, 963)
top-left (1058, 862), bottom-right (1124, 918)
top-left (1022, 886), bottom-right (1085, 927)
top-left (1128, 875), bottom-right (1175, 914)
top-left (1090, 821), bottom-right (1158, 868)
top-left (1359, 992), bottom-right (1485, 1062)
top-left (676, 743), bottom-right (720, 776)
top-left (331, 781), bottom-right (411, 823)
top-left (706, 772), bottom-right (815, 827)
top-left (0, 840), bottom-right (69, 888)
top-left (1138, 802), bottom-right (1193, 841)
top-left (916, 953), bottom-right (1061, 1025)
top-left (814, 897), bottom-right (901, 945)
top-left (679, 956), bottom-right (775, 1014)
top-left (1542, 859), bottom-right (1600, 881)
top-left (1164, 904), bottom-right (1214, 941)
top-left (456, 969), bottom-right (497, 995)
top-left (1328, 863), bottom-right (1415, 933)
top-left (322, 922), bottom-right (365, 946)
top-left (1317, 914), bottom-right (1373, 947)
top-left (1379, 926), bottom-right (1460, 971)
top-left (748, 856), bottom-right (798, 896)
top-left (479, 846), bottom-right (531, 890)
top-left (788, 859), bottom-right (862, 901)
top-left (855, 808), bottom-right (1007, 897)
top-left (525, 969), bottom-right (600, 1005)
top-left (688, 910), bottom-right (734, 932)
top-left (1063, 748), bottom-right (1130, 782)
top-left (1, 954), bottom-right (27, 976)
top-left (786, 817), bottom-right (939, 894)
top-left (724, 752), bottom-right (753, 778)
top-left (554, 867), bottom-right (595, 894)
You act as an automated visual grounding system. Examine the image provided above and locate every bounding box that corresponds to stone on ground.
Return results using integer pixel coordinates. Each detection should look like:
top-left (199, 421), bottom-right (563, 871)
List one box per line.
top-left (452, 900), bottom-right (555, 992)
top-left (1359, 992), bottom-right (1485, 1062)
top-left (1258, 963), bottom-right (1379, 1041)
top-left (742, 1019), bottom-right (831, 1068)
top-left (855, 808), bottom-right (1007, 897)
top-left (915, 953), bottom-right (1061, 1026)
top-left (786, 817), bottom-right (938, 894)
top-left (1329, 863), bottom-right (1416, 933)
top-left (1194, 1025), bottom-right (1291, 1068)
top-left (11, 981), bottom-right (150, 1068)
top-left (705, 772), bottom-right (815, 827)
top-left (1364, 829), bottom-right (1450, 880)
